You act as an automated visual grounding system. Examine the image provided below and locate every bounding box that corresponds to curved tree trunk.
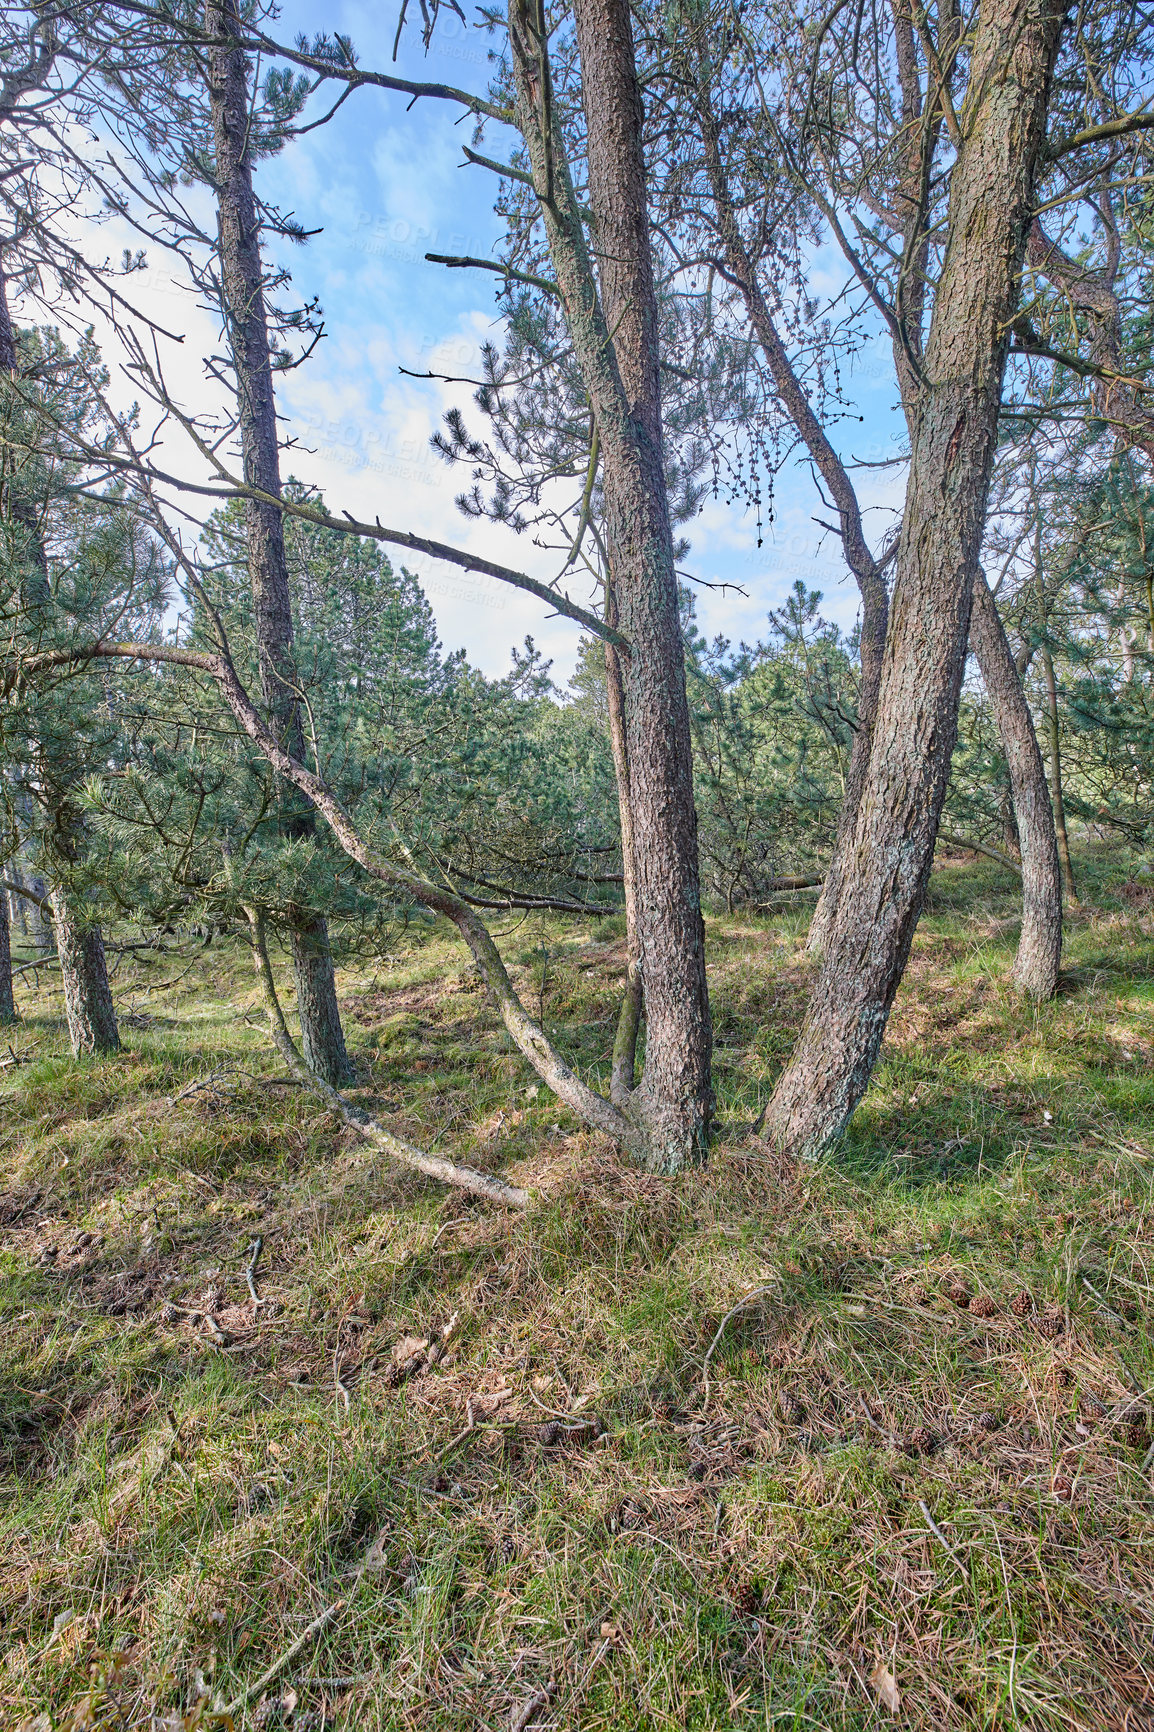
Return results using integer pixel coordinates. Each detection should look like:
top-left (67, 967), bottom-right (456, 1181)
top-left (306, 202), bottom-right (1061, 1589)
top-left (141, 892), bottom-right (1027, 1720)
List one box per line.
top-left (969, 571), bottom-right (1061, 998)
top-left (693, 78), bottom-right (889, 960)
top-left (761, 0), bottom-right (1066, 1161)
top-left (51, 889), bottom-right (119, 1056)
top-left (206, 0), bottom-right (352, 1086)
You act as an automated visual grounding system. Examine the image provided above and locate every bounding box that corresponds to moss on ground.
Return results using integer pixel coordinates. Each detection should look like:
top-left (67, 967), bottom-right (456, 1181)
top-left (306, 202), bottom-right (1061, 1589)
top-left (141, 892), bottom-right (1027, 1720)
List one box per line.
top-left (1, 857), bottom-right (1152, 1729)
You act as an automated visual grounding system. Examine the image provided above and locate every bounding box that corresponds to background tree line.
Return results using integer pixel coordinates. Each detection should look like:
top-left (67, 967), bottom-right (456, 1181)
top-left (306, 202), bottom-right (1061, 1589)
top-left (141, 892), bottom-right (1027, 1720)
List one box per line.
top-left (1, 0), bottom-right (1153, 1196)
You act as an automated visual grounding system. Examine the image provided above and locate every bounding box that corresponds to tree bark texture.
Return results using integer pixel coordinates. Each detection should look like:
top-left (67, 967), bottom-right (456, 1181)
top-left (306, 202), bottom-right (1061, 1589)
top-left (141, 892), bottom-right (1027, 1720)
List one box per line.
top-left (0, 883), bottom-right (16, 1024)
top-left (1042, 643), bottom-right (1079, 904)
top-left (507, 0), bottom-right (713, 1169)
top-left (604, 635), bottom-right (643, 1105)
top-left (51, 889), bottom-right (119, 1056)
top-left (761, 0), bottom-right (1066, 1160)
top-left (969, 571), bottom-right (1061, 997)
top-left (206, 0), bottom-right (353, 1086)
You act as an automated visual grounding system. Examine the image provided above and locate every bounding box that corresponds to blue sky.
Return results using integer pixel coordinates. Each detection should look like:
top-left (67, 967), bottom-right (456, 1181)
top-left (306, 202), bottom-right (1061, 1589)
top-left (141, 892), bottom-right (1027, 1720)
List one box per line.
top-left (112, 0), bottom-right (912, 681)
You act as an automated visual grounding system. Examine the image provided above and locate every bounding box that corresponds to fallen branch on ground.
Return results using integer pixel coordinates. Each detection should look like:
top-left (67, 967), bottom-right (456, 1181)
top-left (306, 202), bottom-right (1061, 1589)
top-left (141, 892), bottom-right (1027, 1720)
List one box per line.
top-left (701, 1285), bottom-right (776, 1404)
top-left (246, 909), bottom-right (529, 1209)
top-left (222, 1599), bottom-right (344, 1723)
top-left (937, 832), bottom-right (1022, 874)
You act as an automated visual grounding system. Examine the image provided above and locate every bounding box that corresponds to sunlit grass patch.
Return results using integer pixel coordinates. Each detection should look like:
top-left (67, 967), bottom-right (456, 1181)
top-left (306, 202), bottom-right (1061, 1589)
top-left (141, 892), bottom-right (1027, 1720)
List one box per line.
top-left (1, 860), bottom-right (1152, 1728)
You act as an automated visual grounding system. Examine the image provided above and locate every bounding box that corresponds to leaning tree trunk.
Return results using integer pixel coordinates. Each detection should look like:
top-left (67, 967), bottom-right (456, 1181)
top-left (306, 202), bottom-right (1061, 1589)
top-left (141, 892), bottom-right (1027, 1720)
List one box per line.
top-left (206, 0), bottom-right (353, 1086)
top-left (761, 0), bottom-right (1066, 1161)
top-left (694, 75), bottom-right (890, 959)
top-left (0, 883), bottom-right (16, 1025)
top-left (507, 0), bottom-right (713, 1170)
top-left (969, 571), bottom-right (1061, 997)
top-left (51, 889), bottom-right (119, 1056)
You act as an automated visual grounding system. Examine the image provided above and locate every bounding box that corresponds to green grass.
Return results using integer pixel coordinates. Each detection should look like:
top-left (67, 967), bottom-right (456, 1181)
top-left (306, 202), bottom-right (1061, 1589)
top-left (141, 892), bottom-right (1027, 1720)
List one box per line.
top-left (1, 856), bottom-right (1153, 1729)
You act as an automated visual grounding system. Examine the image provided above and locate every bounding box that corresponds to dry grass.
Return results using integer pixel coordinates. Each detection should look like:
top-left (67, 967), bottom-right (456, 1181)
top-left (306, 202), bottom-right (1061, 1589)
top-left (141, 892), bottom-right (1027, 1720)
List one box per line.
top-left (1, 856), bottom-right (1153, 1729)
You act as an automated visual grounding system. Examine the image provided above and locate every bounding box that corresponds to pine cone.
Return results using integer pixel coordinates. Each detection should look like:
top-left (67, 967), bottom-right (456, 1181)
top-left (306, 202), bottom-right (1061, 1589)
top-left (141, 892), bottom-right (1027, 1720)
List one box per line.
top-left (910, 1284), bottom-right (932, 1306)
top-left (733, 1579), bottom-right (762, 1618)
top-left (1122, 1418), bottom-right (1151, 1451)
top-left (904, 1425), bottom-right (937, 1456)
top-left (778, 1390), bottom-right (805, 1426)
top-left (537, 1421), bottom-right (561, 1447)
top-left (1010, 1290), bottom-right (1034, 1317)
top-left (1080, 1394), bottom-right (1108, 1421)
top-left (1036, 1311), bottom-right (1064, 1339)
top-left (970, 1295), bottom-right (997, 1318)
top-left (974, 1410), bottom-right (1002, 1433)
top-left (1055, 1365), bottom-right (1074, 1387)
top-left (946, 1283), bottom-right (972, 1309)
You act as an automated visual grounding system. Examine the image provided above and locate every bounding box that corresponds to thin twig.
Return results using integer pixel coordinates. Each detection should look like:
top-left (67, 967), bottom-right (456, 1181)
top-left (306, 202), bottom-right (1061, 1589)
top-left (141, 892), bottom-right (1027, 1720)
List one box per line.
top-left (223, 1599), bottom-right (344, 1722)
top-left (432, 1216), bottom-right (472, 1247)
top-left (510, 1679), bottom-right (557, 1732)
top-left (918, 1500), bottom-right (971, 1582)
top-left (246, 1235), bottom-right (264, 1309)
top-left (702, 1287), bottom-right (775, 1404)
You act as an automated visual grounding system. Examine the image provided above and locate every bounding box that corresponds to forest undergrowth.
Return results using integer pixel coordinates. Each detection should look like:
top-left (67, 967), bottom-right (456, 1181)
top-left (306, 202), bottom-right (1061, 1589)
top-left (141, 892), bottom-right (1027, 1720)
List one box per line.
top-left (2, 855), bottom-right (1153, 1731)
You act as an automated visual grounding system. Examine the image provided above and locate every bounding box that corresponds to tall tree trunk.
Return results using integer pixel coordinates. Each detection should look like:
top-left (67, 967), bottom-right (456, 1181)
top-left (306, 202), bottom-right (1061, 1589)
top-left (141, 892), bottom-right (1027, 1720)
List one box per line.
top-left (22, 865), bottom-right (53, 955)
top-left (8, 873), bottom-right (28, 941)
top-left (604, 634), bottom-right (643, 1105)
top-left (0, 881), bottom-right (16, 1025)
top-left (507, 0), bottom-right (713, 1170)
top-left (969, 571), bottom-right (1061, 997)
top-left (206, 0), bottom-right (352, 1086)
top-left (0, 273), bottom-right (117, 1055)
top-left (1042, 644), bottom-right (1078, 904)
top-left (761, 0), bottom-right (1066, 1160)
top-left (51, 889), bottom-right (119, 1056)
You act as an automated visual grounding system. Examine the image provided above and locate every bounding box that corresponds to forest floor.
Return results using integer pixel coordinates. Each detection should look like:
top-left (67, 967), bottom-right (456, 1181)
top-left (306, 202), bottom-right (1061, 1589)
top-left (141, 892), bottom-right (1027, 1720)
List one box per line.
top-left (2, 853), bottom-right (1153, 1732)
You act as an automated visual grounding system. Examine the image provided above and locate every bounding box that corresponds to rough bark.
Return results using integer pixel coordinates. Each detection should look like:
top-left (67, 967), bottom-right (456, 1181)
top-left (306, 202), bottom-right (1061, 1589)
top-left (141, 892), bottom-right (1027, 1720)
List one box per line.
top-left (51, 889), bottom-right (119, 1056)
top-left (761, 0), bottom-right (1066, 1160)
top-left (604, 634), bottom-right (643, 1105)
top-left (0, 882), bottom-right (16, 1024)
top-left (969, 571), bottom-right (1061, 997)
top-left (205, 0), bottom-right (352, 1086)
top-left (1042, 643), bottom-right (1079, 904)
top-left (507, 0), bottom-right (713, 1169)
top-left (1027, 215), bottom-right (1154, 466)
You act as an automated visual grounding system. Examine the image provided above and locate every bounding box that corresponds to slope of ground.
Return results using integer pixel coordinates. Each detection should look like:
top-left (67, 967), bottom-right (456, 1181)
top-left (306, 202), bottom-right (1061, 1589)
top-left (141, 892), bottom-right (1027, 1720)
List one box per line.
top-left (1, 857), bottom-right (1152, 1730)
